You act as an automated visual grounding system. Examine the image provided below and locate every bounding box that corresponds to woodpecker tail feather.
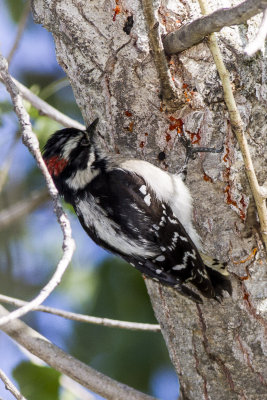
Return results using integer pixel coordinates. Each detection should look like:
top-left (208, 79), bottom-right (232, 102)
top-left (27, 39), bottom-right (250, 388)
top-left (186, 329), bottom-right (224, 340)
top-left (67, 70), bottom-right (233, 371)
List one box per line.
top-left (199, 253), bottom-right (232, 300)
top-left (200, 252), bottom-right (229, 276)
top-left (206, 266), bottom-right (232, 301)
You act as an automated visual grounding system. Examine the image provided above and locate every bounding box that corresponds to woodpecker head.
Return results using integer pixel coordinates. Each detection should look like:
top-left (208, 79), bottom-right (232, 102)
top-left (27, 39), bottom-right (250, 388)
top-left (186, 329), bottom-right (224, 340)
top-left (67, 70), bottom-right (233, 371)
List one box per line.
top-left (43, 118), bottom-right (99, 177)
top-left (43, 118), bottom-right (101, 195)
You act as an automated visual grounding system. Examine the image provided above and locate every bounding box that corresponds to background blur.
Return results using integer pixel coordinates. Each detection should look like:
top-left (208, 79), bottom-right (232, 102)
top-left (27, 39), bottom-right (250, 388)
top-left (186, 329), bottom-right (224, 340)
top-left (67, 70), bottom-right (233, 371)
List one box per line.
top-left (0, 1), bottom-right (179, 399)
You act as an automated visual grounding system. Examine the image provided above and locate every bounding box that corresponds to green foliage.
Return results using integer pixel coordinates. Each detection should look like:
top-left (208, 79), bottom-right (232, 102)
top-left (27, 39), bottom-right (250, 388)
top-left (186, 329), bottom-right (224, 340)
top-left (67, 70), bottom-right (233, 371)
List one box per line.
top-left (4, 0), bottom-right (26, 23)
top-left (59, 262), bottom-right (98, 305)
top-left (13, 362), bottom-right (61, 400)
top-left (0, 101), bottom-right (14, 126)
top-left (33, 115), bottom-right (62, 148)
top-left (0, 100), bottom-right (13, 114)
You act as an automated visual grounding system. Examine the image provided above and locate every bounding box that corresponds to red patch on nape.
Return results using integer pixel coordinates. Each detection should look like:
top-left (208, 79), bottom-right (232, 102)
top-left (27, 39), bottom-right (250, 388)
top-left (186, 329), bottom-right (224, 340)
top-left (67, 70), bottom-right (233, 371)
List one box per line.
top-left (46, 156), bottom-right (68, 177)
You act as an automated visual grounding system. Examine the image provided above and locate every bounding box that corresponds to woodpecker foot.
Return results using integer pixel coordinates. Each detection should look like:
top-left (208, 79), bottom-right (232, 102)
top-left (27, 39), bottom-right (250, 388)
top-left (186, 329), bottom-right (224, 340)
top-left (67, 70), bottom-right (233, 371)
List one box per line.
top-left (178, 135), bottom-right (223, 180)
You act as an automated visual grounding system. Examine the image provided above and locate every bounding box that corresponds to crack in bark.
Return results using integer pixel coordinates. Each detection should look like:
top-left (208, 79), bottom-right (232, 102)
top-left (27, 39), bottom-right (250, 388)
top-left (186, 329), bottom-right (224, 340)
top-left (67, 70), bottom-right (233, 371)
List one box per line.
top-left (235, 333), bottom-right (267, 387)
top-left (158, 286), bottom-right (182, 374)
top-left (75, 1), bottom-right (109, 40)
top-left (242, 285), bottom-right (267, 330)
top-left (196, 305), bottom-right (241, 396)
top-left (192, 331), bottom-right (210, 400)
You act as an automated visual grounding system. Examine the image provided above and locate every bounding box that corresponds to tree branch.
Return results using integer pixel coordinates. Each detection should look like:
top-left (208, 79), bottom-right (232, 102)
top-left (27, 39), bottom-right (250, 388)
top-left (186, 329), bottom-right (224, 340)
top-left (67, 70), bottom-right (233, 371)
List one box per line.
top-left (245, 8), bottom-right (267, 55)
top-left (163, 0), bottom-right (267, 55)
top-left (10, 77), bottom-right (85, 130)
top-left (198, 1), bottom-right (267, 250)
top-left (0, 294), bottom-right (161, 332)
top-left (141, 0), bottom-right (183, 110)
top-left (0, 305), bottom-right (156, 400)
top-left (0, 368), bottom-right (27, 400)
top-left (0, 52), bottom-right (76, 326)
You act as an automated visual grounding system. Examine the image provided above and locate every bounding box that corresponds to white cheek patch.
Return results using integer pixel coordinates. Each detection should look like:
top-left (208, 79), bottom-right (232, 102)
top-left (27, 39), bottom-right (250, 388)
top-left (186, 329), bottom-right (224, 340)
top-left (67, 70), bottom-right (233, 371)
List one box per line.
top-left (67, 169), bottom-right (99, 190)
top-left (62, 136), bottom-right (81, 159)
top-left (66, 151), bottom-right (98, 190)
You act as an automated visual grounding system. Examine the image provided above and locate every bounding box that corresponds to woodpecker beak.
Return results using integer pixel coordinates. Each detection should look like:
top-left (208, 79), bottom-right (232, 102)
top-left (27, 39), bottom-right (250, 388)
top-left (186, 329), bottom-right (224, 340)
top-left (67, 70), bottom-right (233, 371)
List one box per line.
top-left (86, 118), bottom-right (99, 136)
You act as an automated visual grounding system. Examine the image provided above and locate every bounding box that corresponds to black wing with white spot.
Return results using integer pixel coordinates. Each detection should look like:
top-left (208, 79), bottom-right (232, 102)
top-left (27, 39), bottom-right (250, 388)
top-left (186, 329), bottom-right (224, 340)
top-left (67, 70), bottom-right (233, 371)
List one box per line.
top-left (73, 168), bottom-right (218, 303)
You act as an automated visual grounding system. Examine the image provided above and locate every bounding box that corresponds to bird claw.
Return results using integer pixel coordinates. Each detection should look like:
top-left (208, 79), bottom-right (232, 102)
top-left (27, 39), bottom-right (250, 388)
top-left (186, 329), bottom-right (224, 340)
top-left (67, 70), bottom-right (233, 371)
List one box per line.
top-left (178, 134), bottom-right (223, 180)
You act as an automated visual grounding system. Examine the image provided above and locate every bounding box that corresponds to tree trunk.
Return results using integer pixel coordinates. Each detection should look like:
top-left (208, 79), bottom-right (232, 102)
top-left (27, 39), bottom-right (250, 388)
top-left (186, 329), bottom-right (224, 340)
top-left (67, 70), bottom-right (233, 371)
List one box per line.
top-left (32, 0), bottom-right (267, 398)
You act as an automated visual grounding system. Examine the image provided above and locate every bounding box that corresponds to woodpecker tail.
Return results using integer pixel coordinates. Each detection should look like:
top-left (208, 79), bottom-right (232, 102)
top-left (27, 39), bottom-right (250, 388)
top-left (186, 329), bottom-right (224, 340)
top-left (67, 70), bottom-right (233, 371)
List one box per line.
top-left (200, 252), bottom-right (229, 275)
top-left (200, 252), bottom-right (232, 300)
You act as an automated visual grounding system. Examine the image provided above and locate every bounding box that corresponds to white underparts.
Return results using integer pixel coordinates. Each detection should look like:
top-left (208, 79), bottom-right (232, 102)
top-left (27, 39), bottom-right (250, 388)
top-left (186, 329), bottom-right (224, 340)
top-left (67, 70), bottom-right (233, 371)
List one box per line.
top-left (76, 199), bottom-right (157, 257)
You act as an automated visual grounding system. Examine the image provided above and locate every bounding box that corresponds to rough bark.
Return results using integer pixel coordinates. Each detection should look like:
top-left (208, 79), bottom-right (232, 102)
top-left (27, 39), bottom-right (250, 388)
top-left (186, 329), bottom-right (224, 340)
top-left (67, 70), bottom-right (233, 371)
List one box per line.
top-left (31, 0), bottom-right (267, 399)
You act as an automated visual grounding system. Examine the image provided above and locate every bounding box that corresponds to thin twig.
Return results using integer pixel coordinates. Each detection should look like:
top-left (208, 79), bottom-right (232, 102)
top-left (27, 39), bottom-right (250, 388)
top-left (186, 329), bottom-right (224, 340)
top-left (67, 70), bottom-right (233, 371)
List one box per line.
top-left (0, 294), bottom-right (161, 332)
top-left (10, 77), bottom-right (85, 130)
top-left (245, 9), bottom-right (267, 55)
top-left (0, 189), bottom-right (49, 230)
top-left (0, 53), bottom-right (76, 326)
top-left (163, 0), bottom-right (267, 55)
top-left (0, 368), bottom-right (27, 400)
top-left (198, 0), bottom-right (267, 251)
top-left (7, 0), bottom-right (31, 64)
top-left (0, 305), bottom-right (157, 400)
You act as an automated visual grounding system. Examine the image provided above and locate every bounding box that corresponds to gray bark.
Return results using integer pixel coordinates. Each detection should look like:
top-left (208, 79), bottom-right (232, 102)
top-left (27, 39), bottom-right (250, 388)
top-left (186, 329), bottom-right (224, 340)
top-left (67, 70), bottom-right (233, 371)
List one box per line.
top-left (32, 0), bottom-right (267, 399)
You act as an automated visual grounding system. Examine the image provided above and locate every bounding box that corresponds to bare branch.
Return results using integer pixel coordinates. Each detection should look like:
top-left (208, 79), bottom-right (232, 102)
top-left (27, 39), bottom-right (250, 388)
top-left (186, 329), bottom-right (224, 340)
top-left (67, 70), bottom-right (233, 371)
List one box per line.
top-left (11, 77), bottom-right (85, 130)
top-left (245, 9), bottom-right (267, 55)
top-left (0, 52), bottom-right (76, 326)
top-left (163, 0), bottom-right (267, 55)
top-left (0, 294), bottom-right (161, 332)
top-left (198, 0), bottom-right (267, 250)
top-left (7, 0), bottom-right (31, 64)
top-left (0, 305), bottom-right (156, 400)
top-left (0, 189), bottom-right (49, 229)
top-left (0, 368), bottom-right (27, 400)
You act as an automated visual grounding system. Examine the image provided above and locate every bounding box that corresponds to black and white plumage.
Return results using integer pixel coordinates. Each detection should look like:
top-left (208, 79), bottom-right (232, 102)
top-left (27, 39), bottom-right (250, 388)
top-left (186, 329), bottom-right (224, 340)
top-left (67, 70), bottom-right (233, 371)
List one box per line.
top-left (43, 119), bottom-right (231, 303)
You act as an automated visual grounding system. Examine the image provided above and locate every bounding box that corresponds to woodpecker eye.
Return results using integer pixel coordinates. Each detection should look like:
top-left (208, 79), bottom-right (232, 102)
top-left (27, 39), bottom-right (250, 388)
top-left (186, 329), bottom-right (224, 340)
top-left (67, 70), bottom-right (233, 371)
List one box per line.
top-left (80, 137), bottom-right (90, 147)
